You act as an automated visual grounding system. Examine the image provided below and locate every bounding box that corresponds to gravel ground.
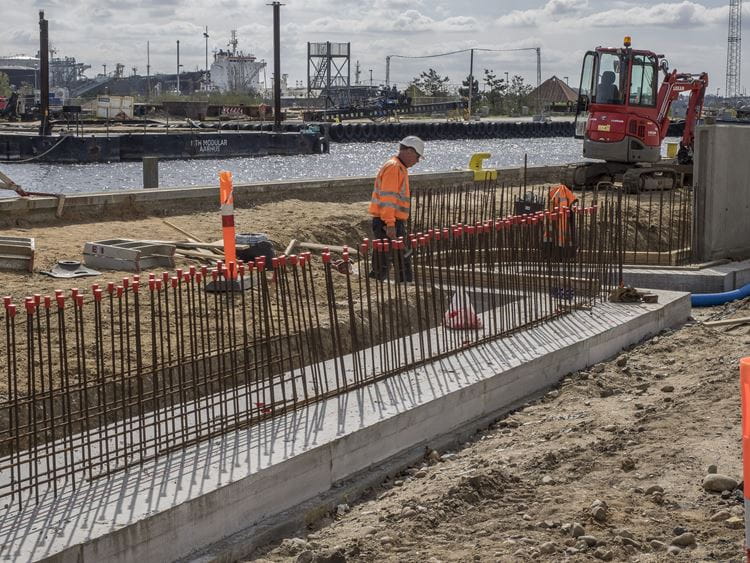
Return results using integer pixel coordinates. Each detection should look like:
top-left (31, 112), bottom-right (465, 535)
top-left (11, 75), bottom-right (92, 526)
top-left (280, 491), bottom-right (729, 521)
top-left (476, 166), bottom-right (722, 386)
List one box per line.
top-left (250, 299), bottom-right (750, 563)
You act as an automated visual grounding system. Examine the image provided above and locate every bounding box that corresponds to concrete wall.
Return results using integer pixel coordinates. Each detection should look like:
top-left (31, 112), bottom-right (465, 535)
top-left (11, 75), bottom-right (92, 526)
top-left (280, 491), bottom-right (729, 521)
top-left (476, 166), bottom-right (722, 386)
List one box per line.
top-left (0, 165), bottom-right (565, 228)
top-left (693, 123), bottom-right (750, 261)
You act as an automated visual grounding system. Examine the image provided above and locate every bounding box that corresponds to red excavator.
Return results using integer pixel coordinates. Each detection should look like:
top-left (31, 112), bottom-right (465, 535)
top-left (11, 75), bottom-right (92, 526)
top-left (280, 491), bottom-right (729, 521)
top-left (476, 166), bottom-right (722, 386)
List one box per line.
top-left (563, 36), bottom-right (708, 192)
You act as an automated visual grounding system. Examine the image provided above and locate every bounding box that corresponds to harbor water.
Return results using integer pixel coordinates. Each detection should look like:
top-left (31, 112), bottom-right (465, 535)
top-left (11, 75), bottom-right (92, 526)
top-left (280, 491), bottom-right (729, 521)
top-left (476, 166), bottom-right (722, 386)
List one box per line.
top-left (0, 136), bottom-right (678, 197)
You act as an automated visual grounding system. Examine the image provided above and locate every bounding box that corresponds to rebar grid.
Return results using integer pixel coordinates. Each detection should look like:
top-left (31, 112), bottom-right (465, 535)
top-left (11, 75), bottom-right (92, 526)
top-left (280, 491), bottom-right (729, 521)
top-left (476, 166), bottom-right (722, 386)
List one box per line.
top-left (412, 180), bottom-right (692, 267)
top-left (0, 204), bottom-right (620, 505)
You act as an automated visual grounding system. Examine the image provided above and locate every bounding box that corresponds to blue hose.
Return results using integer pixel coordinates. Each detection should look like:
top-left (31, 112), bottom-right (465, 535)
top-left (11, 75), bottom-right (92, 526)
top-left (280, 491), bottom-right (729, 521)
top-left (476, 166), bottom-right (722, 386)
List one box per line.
top-left (691, 282), bottom-right (750, 307)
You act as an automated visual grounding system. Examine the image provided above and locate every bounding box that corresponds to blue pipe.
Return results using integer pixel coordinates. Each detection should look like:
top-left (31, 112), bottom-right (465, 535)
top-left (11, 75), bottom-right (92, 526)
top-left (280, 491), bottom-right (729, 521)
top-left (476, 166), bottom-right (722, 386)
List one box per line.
top-left (691, 282), bottom-right (750, 307)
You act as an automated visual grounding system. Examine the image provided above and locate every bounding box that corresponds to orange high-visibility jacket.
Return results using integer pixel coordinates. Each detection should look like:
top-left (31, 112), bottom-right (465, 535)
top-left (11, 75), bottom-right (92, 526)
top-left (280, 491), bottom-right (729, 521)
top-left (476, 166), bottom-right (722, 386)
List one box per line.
top-left (546, 184), bottom-right (578, 246)
top-left (369, 156), bottom-right (410, 227)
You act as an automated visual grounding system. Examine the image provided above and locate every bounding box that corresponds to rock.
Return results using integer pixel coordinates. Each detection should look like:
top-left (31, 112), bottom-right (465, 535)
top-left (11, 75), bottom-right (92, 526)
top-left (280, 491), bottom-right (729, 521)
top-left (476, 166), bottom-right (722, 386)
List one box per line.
top-left (671, 532), bottom-right (696, 547)
top-left (415, 470), bottom-right (427, 478)
top-left (295, 551), bottom-right (314, 563)
top-left (591, 500), bottom-right (608, 522)
top-left (707, 464), bottom-right (718, 474)
top-left (602, 424), bottom-right (617, 432)
top-left (547, 390), bottom-right (560, 399)
top-left (571, 522), bottom-right (586, 538)
top-left (579, 535), bottom-right (598, 547)
top-left (427, 450), bottom-right (441, 463)
top-left (539, 541), bottom-right (557, 554)
top-left (401, 507), bottom-right (416, 518)
top-left (645, 485), bottom-right (664, 495)
top-left (621, 537), bottom-right (640, 549)
top-left (379, 536), bottom-right (393, 545)
top-left (593, 547), bottom-right (613, 560)
top-left (709, 509), bottom-right (731, 521)
top-left (616, 529), bottom-right (634, 540)
top-left (541, 475), bottom-right (555, 485)
top-left (672, 526), bottom-right (686, 536)
top-left (660, 384), bottom-right (675, 393)
top-left (393, 480), bottom-right (404, 487)
top-left (621, 457), bottom-right (636, 472)
top-left (335, 503), bottom-right (349, 517)
top-left (702, 473), bottom-right (738, 492)
top-left (279, 538), bottom-right (312, 556)
top-left (616, 356), bottom-right (628, 367)
top-left (726, 516), bottom-right (744, 529)
top-left (314, 547), bottom-right (346, 563)
top-left (667, 545), bottom-right (682, 555)
top-left (649, 540), bottom-right (667, 551)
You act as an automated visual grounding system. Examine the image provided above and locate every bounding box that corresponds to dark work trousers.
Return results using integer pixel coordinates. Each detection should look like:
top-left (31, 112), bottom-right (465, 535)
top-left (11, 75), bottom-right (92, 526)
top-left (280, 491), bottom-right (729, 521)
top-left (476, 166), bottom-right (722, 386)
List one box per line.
top-left (369, 217), bottom-right (413, 282)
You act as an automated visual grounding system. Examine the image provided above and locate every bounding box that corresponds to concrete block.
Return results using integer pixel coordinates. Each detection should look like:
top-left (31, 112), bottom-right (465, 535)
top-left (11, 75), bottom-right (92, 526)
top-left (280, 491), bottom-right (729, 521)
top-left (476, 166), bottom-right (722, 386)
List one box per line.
top-left (693, 123), bottom-right (750, 261)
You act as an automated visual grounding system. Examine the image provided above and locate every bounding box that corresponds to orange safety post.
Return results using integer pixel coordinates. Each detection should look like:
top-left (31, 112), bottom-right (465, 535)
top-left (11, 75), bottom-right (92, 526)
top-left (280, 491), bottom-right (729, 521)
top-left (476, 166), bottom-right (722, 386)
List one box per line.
top-left (741, 357), bottom-right (750, 562)
top-left (219, 171), bottom-right (237, 274)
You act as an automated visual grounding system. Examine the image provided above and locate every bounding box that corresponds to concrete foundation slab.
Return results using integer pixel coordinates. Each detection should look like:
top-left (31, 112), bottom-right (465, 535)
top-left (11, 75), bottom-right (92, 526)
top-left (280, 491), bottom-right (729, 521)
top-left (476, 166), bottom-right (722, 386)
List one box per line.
top-left (624, 258), bottom-right (750, 293)
top-left (0, 290), bottom-right (690, 562)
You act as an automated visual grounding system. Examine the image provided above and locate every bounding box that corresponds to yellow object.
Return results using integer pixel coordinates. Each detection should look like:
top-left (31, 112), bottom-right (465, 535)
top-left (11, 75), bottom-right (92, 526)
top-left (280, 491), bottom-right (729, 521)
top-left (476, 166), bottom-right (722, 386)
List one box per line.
top-left (666, 142), bottom-right (679, 159)
top-left (468, 152), bottom-right (498, 181)
top-left (597, 124), bottom-right (611, 132)
top-left (624, 35), bottom-right (632, 47)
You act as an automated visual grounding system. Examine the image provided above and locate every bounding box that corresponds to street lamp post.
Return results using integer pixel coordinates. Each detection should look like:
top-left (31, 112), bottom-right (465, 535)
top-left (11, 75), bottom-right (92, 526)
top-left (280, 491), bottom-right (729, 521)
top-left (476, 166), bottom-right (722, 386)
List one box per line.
top-left (369, 69), bottom-right (373, 86)
top-left (176, 40), bottom-right (181, 94)
top-left (504, 71), bottom-right (509, 84)
top-left (203, 27), bottom-right (210, 91)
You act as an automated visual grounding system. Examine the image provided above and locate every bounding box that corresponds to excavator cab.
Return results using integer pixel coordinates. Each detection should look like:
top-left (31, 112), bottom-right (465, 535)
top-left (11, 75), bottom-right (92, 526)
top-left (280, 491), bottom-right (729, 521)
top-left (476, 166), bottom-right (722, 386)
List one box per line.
top-left (573, 37), bottom-right (662, 165)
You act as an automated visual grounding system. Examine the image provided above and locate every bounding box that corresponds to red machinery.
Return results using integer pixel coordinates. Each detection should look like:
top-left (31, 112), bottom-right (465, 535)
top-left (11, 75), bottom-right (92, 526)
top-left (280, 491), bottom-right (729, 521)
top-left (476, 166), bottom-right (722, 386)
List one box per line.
top-left (564, 36), bottom-right (708, 191)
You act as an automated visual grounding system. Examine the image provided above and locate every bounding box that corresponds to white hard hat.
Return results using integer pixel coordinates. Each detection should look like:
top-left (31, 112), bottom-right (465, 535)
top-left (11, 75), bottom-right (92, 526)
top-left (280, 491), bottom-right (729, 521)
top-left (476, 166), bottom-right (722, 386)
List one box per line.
top-left (399, 136), bottom-right (424, 157)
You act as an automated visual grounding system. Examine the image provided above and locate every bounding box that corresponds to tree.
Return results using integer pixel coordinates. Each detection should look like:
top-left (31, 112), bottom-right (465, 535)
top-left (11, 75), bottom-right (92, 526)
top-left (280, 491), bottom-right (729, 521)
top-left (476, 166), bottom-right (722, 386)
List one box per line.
top-left (0, 72), bottom-right (11, 97)
top-left (411, 68), bottom-right (450, 97)
top-left (507, 75), bottom-right (533, 115)
top-left (482, 69), bottom-right (507, 114)
top-left (458, 75), bottom-right (481, 108)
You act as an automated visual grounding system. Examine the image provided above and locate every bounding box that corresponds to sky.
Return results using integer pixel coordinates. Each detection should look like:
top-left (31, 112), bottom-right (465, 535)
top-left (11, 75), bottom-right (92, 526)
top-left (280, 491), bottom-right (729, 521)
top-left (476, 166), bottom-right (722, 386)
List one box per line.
top-left (2, 0), bottom-right (748, 95)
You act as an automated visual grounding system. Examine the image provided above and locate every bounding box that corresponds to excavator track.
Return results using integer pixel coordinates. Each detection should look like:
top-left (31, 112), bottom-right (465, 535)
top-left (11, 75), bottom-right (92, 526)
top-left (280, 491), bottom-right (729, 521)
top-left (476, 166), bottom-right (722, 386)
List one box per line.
top-left (621, 167), bottom-right (677, 193)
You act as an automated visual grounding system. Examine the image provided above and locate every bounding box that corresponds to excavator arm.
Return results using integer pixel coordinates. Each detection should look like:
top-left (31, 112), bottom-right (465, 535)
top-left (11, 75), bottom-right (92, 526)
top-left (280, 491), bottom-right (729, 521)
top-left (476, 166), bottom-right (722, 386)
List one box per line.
top-left (656, 71), bottom-right (708, 164)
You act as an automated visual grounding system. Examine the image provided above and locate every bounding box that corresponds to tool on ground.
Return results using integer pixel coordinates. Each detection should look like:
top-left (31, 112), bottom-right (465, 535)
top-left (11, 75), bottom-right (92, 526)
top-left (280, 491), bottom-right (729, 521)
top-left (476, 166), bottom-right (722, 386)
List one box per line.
top-left (161, 219), bottom-right (205, 243)
top-left (608, 286), bottom-right (658, 303)
top-left (41, 260), bottom-right (100, 278)
top-left (704, 316), bottom-right (750, 328)
top-left (0, 168), bottom-right (66, 218)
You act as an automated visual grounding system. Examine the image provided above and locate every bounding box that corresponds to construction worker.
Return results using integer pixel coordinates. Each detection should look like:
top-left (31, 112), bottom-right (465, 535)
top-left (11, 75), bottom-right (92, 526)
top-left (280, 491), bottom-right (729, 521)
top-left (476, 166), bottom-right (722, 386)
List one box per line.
top-left (545, 183), bottom-right (578, 252)
top-left (368, 136), bottom-right (424, 282)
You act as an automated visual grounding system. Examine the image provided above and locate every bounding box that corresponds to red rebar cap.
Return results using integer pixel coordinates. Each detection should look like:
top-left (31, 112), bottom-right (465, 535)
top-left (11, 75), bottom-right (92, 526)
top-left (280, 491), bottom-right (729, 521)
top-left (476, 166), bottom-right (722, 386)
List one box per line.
top-left (322, 252), bottom-right (331, 264)
top-left (162, 271), bottom-right (170, 282)
top-left (189, 265), bottom-right (196, 276)
top-left (132, 281), bottom-right (140, 293)
top-left (133, 275), bottom-right (140, 283)
top-left (71, 288), bottom-right (79, 298)
top-left (122, 278), bottom-right (129, 289)
top-left (56, 295), bottom-right (65, 308)
top-left (7, 304), bottom-right (16, 317)
top-left (25, 301), bottom-right (35, 315)
top-left (155, 280), bottom-right (163, 290)
top-left (34, 294), bottom-right (41, 305)
top-left (343, 251), bottom-right (350, 263)
top-left (75, 294), bottom-right (84, 307)
top-left (171, 276), bottom-right (179, 288)
top-left (44, 296), bottom-right (51, 309)
top-left (94, 289), bottom-right (103, 301)
top-left (148, 272), bottom-right (155, 281)
top-left (107, 282), bottom-right (115, 294)
top-left (117, 286), bottom-right (123, 297)
top-left (2, 296), bottom-right (11, 308)
top-left (289, 255), bottom-right (298, 266)
top-left (149, 279), bottom-right (156, 291)
top-left (194, 273), bottom-right (201, 284)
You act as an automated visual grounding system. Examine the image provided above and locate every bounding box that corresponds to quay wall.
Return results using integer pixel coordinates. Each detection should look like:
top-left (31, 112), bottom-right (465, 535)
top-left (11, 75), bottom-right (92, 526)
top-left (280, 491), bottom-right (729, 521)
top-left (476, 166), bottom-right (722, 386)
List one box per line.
top-left (0, 165), bottom-right (565, 228)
